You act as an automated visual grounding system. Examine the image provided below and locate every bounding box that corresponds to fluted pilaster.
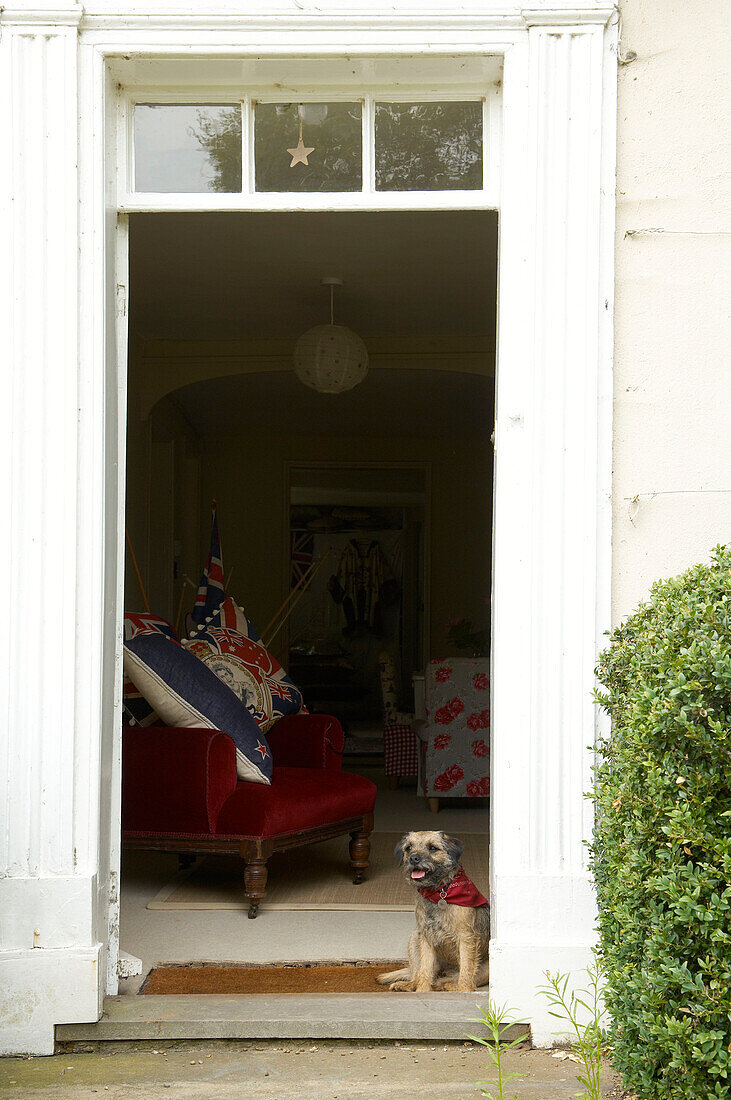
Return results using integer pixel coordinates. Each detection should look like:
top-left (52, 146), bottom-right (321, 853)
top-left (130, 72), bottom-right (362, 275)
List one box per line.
top-left (490, 19), bottom-right (615, 1022)
top-left (0, 11), bottom-right (102, 1055)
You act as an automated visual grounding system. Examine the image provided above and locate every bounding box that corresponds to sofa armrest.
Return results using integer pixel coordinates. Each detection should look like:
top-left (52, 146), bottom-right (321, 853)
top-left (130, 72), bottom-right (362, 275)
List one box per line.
top-left (122, 726), bottom-right (238, 835)
top-left (266, 713), bottom-right (344, 771)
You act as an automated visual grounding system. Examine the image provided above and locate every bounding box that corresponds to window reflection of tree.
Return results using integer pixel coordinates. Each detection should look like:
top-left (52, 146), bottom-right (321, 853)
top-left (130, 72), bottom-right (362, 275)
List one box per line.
top-left (375, 103), bottom-right (482, 191)
top-left (254, 104), bottom-right (362, 193)
top-left (188, 101), bottom-right (482, 194)
top-left (190, 107), bottom-right (242, 193)
top-left (189, 103), bottom-right (363, 194)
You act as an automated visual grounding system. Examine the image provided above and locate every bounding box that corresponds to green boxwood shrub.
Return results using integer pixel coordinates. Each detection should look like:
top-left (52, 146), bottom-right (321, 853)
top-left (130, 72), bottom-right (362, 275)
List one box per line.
top-left (591, 545), bottom-right (731, 1099)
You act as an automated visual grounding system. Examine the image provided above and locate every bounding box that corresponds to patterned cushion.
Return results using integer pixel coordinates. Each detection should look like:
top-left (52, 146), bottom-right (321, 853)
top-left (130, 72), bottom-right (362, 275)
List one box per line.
top-left (122, 613), bottom-right (176, 727)
top-left (184, 602), bottom-right (306, 734)
top-left (123, 619), bottom-right (273, 785)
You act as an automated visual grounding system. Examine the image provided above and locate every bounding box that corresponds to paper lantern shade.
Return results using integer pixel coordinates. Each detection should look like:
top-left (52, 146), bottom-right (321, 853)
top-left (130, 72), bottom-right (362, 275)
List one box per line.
top-left (293, 324), bottom-right (369, 394)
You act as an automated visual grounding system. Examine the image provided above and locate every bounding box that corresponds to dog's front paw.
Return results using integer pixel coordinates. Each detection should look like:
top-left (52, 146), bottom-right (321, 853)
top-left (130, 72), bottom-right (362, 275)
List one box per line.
top-left (389, 980), bottom-right (417, 992)
top-left (440, 980), bottom-right (476, 992)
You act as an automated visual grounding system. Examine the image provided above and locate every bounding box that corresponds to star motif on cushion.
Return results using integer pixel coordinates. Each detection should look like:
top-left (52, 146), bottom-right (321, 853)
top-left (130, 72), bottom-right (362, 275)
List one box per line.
top-left (255, 741), bottom-right (269, 760)
top-left (287, 137), bottom-right (315, 167)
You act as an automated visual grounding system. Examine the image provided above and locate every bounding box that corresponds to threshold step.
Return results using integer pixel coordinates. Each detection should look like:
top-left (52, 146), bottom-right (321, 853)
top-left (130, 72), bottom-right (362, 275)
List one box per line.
top-left (56, 992), bottom-right (523, 1044)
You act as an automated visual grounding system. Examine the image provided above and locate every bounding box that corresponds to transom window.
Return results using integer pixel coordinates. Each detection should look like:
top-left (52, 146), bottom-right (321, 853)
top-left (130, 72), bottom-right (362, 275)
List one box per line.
top-left (131, 96), bottom-right (489, 197)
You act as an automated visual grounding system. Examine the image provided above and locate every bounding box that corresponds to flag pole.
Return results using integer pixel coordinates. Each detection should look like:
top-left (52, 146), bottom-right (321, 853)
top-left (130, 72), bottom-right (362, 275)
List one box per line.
top-left (263, 550), bottom-right (332, 649)
top-left (260, 559), bottom-right (317, 641)
top-left (125, 527), bottom-right (150, 613)
top-left (175, 575), bottom-right (197, 637)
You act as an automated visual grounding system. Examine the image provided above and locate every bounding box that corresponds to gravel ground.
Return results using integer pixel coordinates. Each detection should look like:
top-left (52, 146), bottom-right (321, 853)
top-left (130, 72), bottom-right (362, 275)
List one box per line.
top-left (0, 1039), bottom-right (625, 1099)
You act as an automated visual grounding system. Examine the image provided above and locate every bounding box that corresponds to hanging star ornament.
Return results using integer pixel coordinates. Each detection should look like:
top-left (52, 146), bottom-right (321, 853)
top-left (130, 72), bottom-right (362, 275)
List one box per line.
top-left (287, 137), bottom-right (315, 167)
top-left (287, 117), bottom-right (315, 167)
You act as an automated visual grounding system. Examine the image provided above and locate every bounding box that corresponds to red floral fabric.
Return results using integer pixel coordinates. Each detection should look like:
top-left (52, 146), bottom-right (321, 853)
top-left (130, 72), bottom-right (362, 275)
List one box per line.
top-left (423, 659), bottom-right (490, 799)
top-left (435, 697), bottom-right (465, 725)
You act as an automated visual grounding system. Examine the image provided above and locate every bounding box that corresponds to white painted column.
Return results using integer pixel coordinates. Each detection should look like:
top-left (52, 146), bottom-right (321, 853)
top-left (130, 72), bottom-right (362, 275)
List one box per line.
top-left (490, 15), bottom-right (616, 1044)
top-left (0, 7), bottom-right (109, 1055)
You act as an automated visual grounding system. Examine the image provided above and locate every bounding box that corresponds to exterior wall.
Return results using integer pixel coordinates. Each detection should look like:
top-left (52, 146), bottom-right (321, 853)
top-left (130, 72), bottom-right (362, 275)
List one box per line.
top-left (613, 0), bottom-right (731, 621)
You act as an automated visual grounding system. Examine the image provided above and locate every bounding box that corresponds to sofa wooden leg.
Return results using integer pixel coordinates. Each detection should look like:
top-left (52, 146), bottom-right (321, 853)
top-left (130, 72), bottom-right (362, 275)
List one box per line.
top-left (244, 857), bottom-right (268, 919)
top-left (428, 797), bottom-right (440, 814)
top-left (349, 814), bottom-right (373, 885)
top-left (387, 775), bottom-right (398, 790)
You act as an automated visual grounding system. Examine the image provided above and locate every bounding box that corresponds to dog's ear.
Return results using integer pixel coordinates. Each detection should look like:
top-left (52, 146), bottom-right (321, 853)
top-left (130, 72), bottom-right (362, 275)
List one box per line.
top-left (394, 835), bottom-right (410, 864)
top-left (440, 834), bottom-right (464, 863)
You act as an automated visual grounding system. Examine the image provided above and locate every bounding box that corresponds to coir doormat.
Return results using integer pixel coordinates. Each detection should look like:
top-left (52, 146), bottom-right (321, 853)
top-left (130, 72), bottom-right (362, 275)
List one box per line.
top-left (147, 831), bottom-right (489, 912)
top-left (139, 961), bottom-right (402, 995)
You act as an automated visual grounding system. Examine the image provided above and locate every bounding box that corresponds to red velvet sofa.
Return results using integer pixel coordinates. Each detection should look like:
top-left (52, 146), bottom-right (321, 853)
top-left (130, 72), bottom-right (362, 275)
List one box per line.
top-left (122, 713), bottom-right (376, 917)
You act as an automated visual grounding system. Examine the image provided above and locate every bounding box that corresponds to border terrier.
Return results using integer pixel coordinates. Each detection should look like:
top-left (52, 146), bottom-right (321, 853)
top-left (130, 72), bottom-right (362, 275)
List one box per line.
top-left (377, 830), bottom-right (489, 993)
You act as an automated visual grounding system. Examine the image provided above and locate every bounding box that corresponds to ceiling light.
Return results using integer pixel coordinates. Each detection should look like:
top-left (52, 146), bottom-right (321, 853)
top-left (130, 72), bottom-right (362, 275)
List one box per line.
top-left (293, 277), bottom-right (368, 394)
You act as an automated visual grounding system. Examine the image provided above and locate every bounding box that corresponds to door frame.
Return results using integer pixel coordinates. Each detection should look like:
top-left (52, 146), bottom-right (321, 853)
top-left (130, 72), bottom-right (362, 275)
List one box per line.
top-left (84, 8), bottom-right (616, 1045)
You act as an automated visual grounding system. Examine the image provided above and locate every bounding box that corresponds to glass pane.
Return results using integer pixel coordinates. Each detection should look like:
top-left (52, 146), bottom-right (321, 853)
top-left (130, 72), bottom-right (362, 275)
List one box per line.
top-left (255, 102), bottom-right (362, 192)
top-left (375, 102), bottom-right (483, 191)
top-left (134, 105), bottom-right (242, 193)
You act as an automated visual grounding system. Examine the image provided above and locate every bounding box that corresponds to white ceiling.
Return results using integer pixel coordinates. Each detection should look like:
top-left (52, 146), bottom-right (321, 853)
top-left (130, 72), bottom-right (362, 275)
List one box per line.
top-left (129, 210), bottom-right (498, 341)
top-left (171, 367), bottom-right (494, 439)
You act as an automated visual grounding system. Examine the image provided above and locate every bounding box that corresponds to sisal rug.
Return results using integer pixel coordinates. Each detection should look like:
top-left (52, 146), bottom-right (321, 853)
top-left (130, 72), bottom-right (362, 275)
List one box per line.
top-left (140, 962), bottom-right (400, 995)
top-left (147, 831), bottom-right (489, 912)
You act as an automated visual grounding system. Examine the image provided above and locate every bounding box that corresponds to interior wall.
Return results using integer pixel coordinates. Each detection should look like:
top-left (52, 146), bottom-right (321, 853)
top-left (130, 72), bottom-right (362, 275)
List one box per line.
top-left (199, 431), bottom-right (493, 661)
top-left (124, 372), bottom-right (201, 622)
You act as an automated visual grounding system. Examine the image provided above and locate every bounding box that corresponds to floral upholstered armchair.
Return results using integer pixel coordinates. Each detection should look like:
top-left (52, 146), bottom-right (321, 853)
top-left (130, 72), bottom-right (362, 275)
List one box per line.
top-left (419, 657), bottom-right (490, 812)
top-left (378, 651), bottom-right (419, 787)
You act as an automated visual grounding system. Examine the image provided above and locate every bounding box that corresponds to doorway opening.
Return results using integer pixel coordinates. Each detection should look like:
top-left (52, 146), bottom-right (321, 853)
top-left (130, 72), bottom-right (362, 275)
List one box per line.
top-left (120, 209), bottom-right (496, 990)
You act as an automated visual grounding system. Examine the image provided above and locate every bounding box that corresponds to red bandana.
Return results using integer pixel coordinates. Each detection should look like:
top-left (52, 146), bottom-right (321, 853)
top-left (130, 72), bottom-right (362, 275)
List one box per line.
top-left (417, 867), bottom-right (488, 908)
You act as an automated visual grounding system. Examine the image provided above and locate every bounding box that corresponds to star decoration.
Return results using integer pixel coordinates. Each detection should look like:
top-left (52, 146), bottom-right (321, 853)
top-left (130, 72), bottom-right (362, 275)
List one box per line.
top-left (287, 137), bottom-right (315, 167)
top-left (255, 741), bottom-right (269, 760)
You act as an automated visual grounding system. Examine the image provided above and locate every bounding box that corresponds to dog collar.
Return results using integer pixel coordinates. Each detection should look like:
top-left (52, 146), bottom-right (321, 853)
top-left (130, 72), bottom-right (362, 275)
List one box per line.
top-left (417, 867), bottom-right (488, 909)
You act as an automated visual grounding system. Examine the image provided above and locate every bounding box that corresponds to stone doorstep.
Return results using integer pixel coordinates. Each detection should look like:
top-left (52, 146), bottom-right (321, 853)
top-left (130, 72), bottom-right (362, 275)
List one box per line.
top-left (56, 992), bottom-right (529, 1045)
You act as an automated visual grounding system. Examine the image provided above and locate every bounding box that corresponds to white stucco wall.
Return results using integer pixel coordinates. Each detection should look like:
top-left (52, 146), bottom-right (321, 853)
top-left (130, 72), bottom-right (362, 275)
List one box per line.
top-left (613, 0), bottom-right (731, 622)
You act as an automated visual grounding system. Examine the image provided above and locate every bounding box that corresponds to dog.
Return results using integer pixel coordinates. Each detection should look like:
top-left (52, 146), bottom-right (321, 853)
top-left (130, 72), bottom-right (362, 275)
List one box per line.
top-left (377, 830), bottom-right (489, 993)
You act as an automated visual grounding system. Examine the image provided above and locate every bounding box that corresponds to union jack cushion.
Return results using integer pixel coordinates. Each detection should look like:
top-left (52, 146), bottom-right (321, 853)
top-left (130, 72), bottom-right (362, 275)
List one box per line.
top-left (122, 613), bottom-right (176, 726)
top-left (184, 599), bottom-right (306, 734)
top-left (124, 612), bottom-right (272, 785)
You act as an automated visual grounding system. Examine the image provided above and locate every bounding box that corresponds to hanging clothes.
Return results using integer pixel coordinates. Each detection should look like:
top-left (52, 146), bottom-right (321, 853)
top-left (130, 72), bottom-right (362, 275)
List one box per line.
top-left (328, 539), bottom-right (393, 635)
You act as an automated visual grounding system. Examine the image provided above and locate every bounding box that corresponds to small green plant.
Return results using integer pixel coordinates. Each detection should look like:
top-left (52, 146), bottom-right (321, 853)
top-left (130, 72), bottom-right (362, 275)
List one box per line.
top-left (468, 1001), bottom-right (529, 1099)
top-left (538, 960), bottom-right (607, 1100)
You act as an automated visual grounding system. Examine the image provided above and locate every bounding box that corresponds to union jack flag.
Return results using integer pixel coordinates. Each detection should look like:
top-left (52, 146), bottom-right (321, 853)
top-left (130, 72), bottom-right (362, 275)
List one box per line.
top-left (290, 530), bottom-right (314, 588)
top-left (192, 501), bottom-right (225, 625)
